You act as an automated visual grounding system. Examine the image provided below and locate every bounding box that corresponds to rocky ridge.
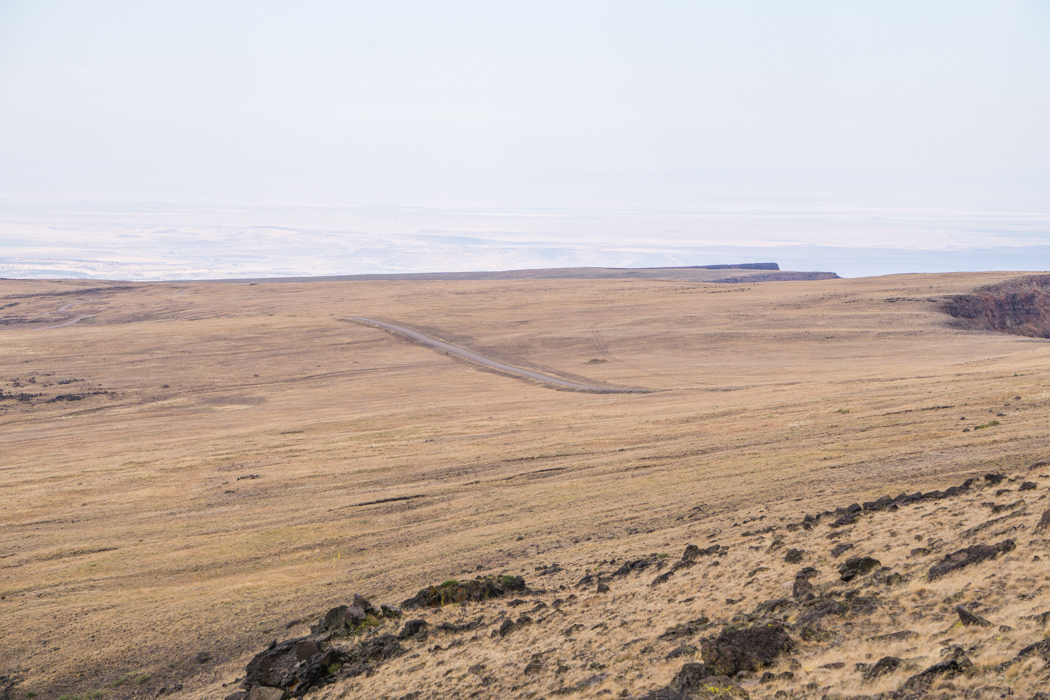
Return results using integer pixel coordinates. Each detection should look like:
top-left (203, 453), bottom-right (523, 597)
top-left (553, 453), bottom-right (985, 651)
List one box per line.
top-left (943, 275), bottom-right (1050, 338)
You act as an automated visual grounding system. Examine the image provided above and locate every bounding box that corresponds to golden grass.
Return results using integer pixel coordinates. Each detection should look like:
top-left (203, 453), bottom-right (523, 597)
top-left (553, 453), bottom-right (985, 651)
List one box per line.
top-left (0, 271), bottom-right (1048, 698)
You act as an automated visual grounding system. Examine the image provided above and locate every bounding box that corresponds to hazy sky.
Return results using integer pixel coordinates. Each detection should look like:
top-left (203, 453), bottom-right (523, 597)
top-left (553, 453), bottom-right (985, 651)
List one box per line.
top-left (1, 1), bottom-right (1049, 278)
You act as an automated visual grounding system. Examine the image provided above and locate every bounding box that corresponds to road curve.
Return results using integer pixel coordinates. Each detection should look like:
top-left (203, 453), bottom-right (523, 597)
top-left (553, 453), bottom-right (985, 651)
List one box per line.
top-left (28, 315), bottom-right (92, 331)
top-left (348, 317), bottom-right (646, 394)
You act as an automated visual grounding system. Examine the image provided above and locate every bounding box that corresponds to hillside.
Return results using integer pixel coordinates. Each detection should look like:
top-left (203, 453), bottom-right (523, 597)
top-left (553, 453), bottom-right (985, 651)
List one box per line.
top-left (235, 468), bottom-right (1050, 700)
top-left (1, 270), bottom-right (1049, 699)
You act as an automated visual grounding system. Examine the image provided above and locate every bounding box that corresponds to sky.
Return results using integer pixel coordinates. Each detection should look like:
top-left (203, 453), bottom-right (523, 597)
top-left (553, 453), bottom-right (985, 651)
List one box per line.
top-left (1, 0), bottom-right (1048, 279)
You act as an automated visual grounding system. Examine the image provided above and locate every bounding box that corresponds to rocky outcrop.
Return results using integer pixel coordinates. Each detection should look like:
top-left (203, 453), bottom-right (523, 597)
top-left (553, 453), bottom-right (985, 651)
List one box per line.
top-left (401, 575), bottom-right (527, 609)
top-left (928, 539), bottom-right (1016, 580)
top-left (943, 275), bottom-right (1050, 338)
top-left (698, 622), bottom-right (794, 677)
top-left (238, 595), bottom-right (406, 699)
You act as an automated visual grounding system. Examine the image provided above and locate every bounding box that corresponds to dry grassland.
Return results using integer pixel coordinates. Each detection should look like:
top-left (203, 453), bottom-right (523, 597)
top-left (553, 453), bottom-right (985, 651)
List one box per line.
top-left (1, 272), bottom-right (1048, 699)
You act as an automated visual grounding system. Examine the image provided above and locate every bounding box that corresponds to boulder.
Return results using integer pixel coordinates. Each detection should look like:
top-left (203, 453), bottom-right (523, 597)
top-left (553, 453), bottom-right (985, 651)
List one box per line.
top-left (245, 639), bottom-right (303, 689)
top-left (956, 605), bottom-right (993, 627)
top-left (862, 656), bottom-right (901, 682)
top-left (838, 556), bottom-right (881, 582)
top-left (312, 596), bottom-right (381, 636)
top-left (495, 614), bottom-right (532, 637)
top-left (783, 548), bottom-right (803, 564)
top-left (397, 619), bottom-right (429, 640)
top-left (244, 636), bottom-right (343, 696)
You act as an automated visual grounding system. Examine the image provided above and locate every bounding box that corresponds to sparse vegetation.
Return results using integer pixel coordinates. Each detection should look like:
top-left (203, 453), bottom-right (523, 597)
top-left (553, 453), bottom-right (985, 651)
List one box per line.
top-left (4, 272), bottom-right (1050, 699)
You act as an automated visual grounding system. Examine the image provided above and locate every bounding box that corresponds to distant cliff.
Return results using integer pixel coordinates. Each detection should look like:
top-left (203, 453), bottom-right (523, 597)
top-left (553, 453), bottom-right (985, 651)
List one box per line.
top-left (709, 271), bottom-right (839, 283)
top-left (944, 275), bottom-right (1050, 338)
top-left (688, 262), bottom-right (780, 270)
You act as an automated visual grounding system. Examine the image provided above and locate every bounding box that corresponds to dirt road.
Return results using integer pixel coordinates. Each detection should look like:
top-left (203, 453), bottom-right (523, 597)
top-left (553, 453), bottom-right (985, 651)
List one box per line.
top-left (349, 316), bottom-right (645, 393)
top-left (28, 316), bottom-right (91, 331)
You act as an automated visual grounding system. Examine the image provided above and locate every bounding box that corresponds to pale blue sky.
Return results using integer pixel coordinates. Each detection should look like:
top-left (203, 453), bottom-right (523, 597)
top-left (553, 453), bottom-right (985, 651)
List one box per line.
top-left (1, 1), bottom-right (1048, 278)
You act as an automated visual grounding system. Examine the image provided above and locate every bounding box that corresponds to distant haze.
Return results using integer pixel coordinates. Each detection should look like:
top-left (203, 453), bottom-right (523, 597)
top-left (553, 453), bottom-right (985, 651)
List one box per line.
top-left (1, 1), bottom-right (1048, 279)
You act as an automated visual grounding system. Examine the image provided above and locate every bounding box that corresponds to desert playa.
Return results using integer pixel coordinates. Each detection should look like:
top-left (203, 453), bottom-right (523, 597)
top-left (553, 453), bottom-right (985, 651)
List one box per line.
top-left (2, 270), bottom-right (1049, 699)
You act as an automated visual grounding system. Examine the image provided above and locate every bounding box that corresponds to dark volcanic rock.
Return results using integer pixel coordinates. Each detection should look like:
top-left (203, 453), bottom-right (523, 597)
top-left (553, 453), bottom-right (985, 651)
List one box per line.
top-left (666, 645), bottom-right (698, 660)
top-left (783, 548), bottom-right (804, 564)
top-left (794, 599), bottom-right (849, 641)
top-left (339, 634), bottom-right (403, 679)
top-left (752, 598), bottom-right (793, 617)
top-left (244, 636), bottom-right (345, 697)
top-left (792, 567), bottom-right (819, 601)
top-left (610, 554), bottom-right (667, 579)
top-left (830, 511), bottom-right (858, 528)
top-left (640, 664), bottom-right (749, 699)
top-left (957, 605), bottom-right (993, 627)
top-left (401, 575), bottom-right (526, 608)
top-left (245, 639), bottom-right (307, 689)
top-left (699, 622), bottom-right (794, 676)
top-left (830, 542), bottom-right (854, 558)
top-left (902, 657), bottom-right (969, 691)
top-left (651, 544), bottom-right (725, 586)
top-left (1020, 481), bottom-right (1038, 491)
top-left (870, 630), bottom-right (918, 643)
top-left (495, 614), bottom-right (532, 637)
top-left (838, 556), bottom-right (881, 582)
top-left (928, 539), bottom-right (1015, 580)
top-left (659, 616), bottom-right (712, 641)
top-left (1015, 639), bottom-right (1050, 663)
top-left (311, 594), bottom-right (383, 636)
top-left (397, 619), bottom-right (429, 639)
top-left (872, 567), bottom-right (905, 586)
top-left (435, 616), bottom-right (483, 634)
top-left (682, 543), bottom-right (724, 563)
top-left (862, 656), bottom-right (902, 682)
